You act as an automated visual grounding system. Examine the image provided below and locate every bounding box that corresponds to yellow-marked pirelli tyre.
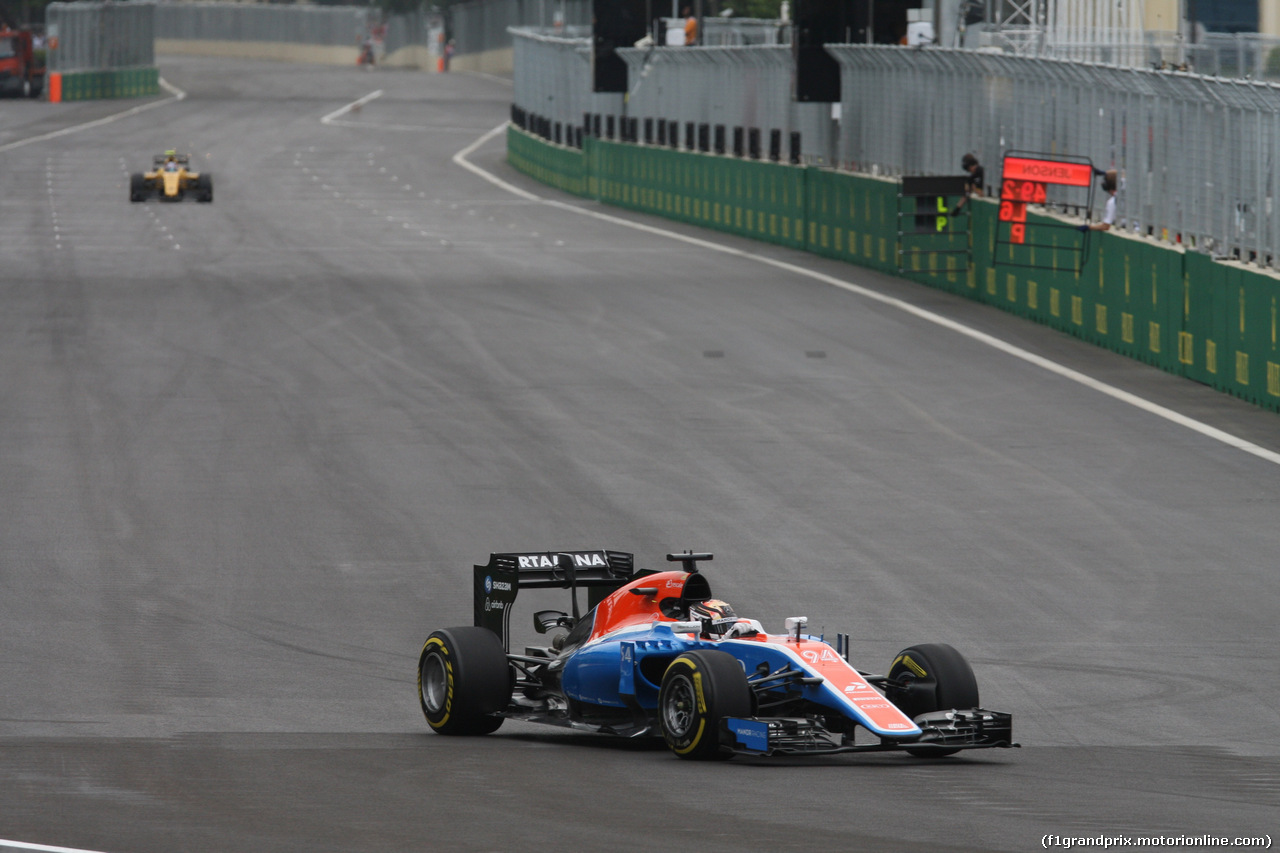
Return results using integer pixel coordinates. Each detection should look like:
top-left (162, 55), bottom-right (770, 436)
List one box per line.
top-left (658, 650), bottom-right (752, 761)
top-left (418, 627), bottom-right (509, 736)
top-left (885, 643), bottom-right (979, 757)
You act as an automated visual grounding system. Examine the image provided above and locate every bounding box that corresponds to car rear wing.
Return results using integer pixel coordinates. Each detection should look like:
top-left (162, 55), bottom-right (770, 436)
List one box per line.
top-left (473, 550), bottom-right (636, 651)
top-left (152, 154), bottom-right (190, 166)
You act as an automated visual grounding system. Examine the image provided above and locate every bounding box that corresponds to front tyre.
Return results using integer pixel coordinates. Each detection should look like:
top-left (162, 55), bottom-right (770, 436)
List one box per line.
top-left (195, 173), bottom-right (213, 203)
top-left (885, 643), bottom-right (979, 758)
top-left (129, 173), bottom-right (148, 202)
top-left (418, 627), bottom-right (509, 735)
top-left (658, 651), bottom-right (752, 760)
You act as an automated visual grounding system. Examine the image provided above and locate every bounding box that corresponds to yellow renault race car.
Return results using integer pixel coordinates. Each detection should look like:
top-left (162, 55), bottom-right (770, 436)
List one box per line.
top-left (129, 151), bottom-right (212, 203)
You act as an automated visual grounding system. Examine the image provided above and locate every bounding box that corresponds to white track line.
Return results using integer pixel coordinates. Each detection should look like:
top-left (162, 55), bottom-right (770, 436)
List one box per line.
top-left (1, 840), bottom-right (117, 853)
top-left (321, 89), bottom-right (383, 125)
top-left (456, 122), bottom-right (1280, 467)
top-left (453, 124), bottom-right (539, 200)
top-left (0, 79), bottom-right (186, 154)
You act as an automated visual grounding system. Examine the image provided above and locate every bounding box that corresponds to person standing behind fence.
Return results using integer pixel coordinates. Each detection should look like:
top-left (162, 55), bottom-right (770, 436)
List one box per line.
top-left (683, 8), bottom-right (698, 45)
top-left (1078, 169), bottom-right (1118, 232)
top-left (950, 152), bottom-right (984, 215)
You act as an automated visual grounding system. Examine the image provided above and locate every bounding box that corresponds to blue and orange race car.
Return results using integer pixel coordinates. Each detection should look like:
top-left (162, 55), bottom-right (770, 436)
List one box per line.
top-left (417, 550), bottom-right (1016, 760)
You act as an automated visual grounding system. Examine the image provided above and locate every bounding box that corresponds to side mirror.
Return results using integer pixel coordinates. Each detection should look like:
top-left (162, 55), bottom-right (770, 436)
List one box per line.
top-left (533, 610), bottom-right (573, 634)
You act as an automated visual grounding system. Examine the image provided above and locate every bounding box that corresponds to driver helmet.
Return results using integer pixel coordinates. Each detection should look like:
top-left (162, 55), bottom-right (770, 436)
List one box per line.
top-left (689, 598), bottom-right (737, 633)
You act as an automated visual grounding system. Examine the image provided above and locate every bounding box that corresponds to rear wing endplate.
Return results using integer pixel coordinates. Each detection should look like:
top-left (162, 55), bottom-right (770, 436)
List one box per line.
top-left (473, 550), bottom-right (636, 650)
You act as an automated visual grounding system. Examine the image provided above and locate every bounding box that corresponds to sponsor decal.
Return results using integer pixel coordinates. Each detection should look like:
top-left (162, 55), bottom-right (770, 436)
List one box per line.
top-left (843, 683), bottom-right (869, 692)
top-left (728, 718), bottom-right (770, 752)
top-left (484, 575), bottom-right (512, 593)
top-left (885, 723), bottom-right (913, 730)
top-left (516, 553), bottom-right (608, 569)
top-left (485, 600), bottom-right (507, 612)
top-left (484, 576), bottom-right (492, 593)
top-left (666, 580), bottom-right (683, 588)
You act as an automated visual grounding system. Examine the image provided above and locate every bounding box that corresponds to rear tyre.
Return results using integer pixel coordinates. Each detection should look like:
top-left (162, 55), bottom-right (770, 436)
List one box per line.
top-left (885, 643), bottom-right (979, 758)
top-left (195, 173), bottom-right (213, 203)
top-left (129, 173), bottom-right (147, 202)
top-left (418, 627), bottom-right (509, 735)
top-left (658, 651), bottom-right (752, 760)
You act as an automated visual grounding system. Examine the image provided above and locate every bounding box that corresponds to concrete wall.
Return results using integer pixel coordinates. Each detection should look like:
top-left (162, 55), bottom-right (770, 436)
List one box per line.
top-left (157, 38), bottom-right (466, 72)
top-left (155, 39), bottom-right (360, 66)
top-left (382, 45), bottom-right (439, 70)
top-left (448, 46), bottom-right (513, 75)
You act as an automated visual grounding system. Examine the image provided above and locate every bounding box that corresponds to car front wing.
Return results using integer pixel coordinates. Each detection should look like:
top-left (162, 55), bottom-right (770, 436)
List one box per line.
top-left (721, 708), bottom-right (1017, 756)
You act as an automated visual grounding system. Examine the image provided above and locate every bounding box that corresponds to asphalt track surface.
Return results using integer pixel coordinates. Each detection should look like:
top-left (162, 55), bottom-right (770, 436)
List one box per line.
top-left (1, 57), bottom-right (1278, 853)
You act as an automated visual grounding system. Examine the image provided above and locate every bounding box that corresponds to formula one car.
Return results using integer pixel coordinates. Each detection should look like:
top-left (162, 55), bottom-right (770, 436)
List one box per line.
top-left (416, 549), bottom-right (1016, 760)
top-left (129, 151), bottom-right (212, 203)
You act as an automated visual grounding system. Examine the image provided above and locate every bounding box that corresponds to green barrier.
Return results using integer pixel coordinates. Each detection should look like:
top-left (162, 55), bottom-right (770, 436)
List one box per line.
top-left (586, 138), bottom-right (807, 250)
top-left (56, 67), bottom-right (161, 101)
top-left (506, 126), bottom-right (588, 197)
top-left (1225, 262), bottom-right (1280, 407)
top-left (507, 126), bottom-right (1280, 414)
top-left (806, 169), bottom-right (898, 275)
top-left (1181, 251), bottom-right (1229, 388)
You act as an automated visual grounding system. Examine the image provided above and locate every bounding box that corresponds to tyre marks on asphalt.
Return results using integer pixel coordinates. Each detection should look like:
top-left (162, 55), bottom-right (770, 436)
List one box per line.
top-left (310, 93), bottom-right (556, 255)
top-left (288, 144), bottom-right (475, 251)
top-left (6, 151), bottom-right (192, 257)
top-left (118, 158), bottom-right (182, 252)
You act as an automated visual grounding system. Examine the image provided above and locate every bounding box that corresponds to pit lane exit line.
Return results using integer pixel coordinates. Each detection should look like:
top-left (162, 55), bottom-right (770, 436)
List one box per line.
top-left (455, 122), bottom-right (1280, 468)
top-left (0, 79), bottom-right (186, 154)
top-left (1, 840), bottom-right (117, 853)
top-left (321, 89), bottom-right (384, 125)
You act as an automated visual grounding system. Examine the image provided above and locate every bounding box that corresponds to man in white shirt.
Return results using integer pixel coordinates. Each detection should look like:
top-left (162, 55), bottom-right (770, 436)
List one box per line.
top-left (1080, 169), bottom-right (1118, 232)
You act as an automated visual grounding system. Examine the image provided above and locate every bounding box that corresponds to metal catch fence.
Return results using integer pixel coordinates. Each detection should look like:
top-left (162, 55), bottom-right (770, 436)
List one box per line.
top-left (513, 29), bottom-right (837, 164)
top-left (831, 45), bottom-right (1280, 265)
top-left (46, 1), bottom-right (155, 72)
top-left (512, 29), bottom-right (620, 139)
top-left (154, 3), bottom-right (373, 47)
top-left (617, 44), bottom-right (836, 163)
top-left (382, 8), bottom-right (437, 58)
top-left (452, 0), bottom-right (589, 57)
top-left (513, 27), bottom-right (1280, 266)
